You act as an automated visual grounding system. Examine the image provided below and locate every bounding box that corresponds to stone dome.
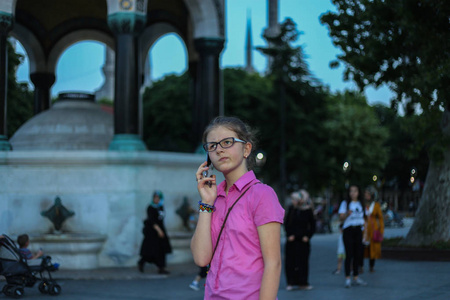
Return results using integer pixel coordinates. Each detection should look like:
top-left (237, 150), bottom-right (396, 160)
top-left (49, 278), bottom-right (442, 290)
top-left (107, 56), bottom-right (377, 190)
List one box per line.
top-left (10, 93), bottom-right (114, 150)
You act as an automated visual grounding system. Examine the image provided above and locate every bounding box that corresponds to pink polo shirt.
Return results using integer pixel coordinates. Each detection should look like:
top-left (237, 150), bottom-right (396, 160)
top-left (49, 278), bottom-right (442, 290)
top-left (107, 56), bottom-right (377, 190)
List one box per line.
top-left (205, 171), bottom-right (285, 299)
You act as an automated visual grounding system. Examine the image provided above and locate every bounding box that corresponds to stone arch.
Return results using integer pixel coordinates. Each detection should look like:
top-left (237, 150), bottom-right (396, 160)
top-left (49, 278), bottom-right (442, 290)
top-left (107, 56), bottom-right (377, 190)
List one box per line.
top-left (184, 0), bottom-right (223, 38)
top-left (10, 23), bottom-right (46, 74)
top-left (139, 23), bottom-right (190, 72)
top-left (48, 29), bottom-right (114, 74)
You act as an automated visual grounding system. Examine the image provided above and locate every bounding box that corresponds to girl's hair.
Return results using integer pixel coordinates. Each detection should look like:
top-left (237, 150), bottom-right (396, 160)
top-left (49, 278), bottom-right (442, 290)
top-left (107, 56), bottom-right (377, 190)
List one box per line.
top-left (202, 116), bottom-right (258, 170)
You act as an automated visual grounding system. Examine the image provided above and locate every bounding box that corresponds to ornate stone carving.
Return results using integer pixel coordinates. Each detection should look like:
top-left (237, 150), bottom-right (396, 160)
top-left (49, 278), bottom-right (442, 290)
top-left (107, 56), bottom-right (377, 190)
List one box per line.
top-left (41, 196), bottom-right (75, 232)
top-left (0, 12), bottom-right (13, 33)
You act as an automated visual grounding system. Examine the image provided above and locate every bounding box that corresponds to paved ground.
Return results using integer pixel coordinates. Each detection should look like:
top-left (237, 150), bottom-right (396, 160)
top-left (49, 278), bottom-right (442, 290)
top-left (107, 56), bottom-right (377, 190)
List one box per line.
top-left (2, 219), bottom-right (450, 299)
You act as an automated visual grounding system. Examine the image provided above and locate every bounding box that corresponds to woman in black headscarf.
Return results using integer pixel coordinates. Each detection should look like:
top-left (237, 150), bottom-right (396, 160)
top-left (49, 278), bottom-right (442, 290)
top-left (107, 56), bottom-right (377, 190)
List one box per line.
top-left (138, 190), bottom-right (172, 274)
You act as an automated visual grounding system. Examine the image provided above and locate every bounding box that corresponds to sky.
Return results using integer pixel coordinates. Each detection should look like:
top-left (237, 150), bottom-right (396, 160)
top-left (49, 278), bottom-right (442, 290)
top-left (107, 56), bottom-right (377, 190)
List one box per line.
top-left (15, 0), bottom-right (393, 106)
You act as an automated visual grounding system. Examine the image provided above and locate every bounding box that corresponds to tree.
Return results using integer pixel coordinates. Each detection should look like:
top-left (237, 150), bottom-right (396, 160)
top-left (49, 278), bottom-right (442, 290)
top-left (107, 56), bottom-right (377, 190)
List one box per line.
top-left (372, 104), bottom-right (429, 196)
top-left (324, 91), bottom-right (389, 194)
top-left (142, 73), bottom-right (192, 152)
top-left (222, 68), bottom-right (278, 182)
top-left (256, 18), bottom-right (330, 200)
top-left (321, 0), bottom-right (450, 245)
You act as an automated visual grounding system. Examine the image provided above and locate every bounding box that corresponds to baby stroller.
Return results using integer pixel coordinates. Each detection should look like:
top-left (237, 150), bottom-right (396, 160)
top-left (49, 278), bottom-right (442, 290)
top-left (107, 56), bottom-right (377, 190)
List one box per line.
top-left (0, 234), bottom-right (61, 298)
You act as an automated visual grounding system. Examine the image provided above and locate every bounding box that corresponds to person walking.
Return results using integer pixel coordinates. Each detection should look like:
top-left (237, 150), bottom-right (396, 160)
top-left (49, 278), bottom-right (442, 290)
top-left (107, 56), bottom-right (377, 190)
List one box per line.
top-left (284, 190), bottom-right (315, 291)
top-left (191, 116), bottom-right (285, 300)
top-left (338, 184), bottom-right (367, 288)
top-left (189, 266), bottom-right (208, 291)
top-left (363, 186), bottom-right (384, 272)
top-left (138, 190), bottom-right (172, 274)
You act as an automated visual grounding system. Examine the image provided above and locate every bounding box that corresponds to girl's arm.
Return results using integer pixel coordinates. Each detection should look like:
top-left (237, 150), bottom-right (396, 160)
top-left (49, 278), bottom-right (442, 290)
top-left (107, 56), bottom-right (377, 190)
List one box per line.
top-left (191, 211), bottom-right (213, 266)
top-left (190, 162), bottom-right (217, 266)
top-left (257, 222), bottom-right (282, 300)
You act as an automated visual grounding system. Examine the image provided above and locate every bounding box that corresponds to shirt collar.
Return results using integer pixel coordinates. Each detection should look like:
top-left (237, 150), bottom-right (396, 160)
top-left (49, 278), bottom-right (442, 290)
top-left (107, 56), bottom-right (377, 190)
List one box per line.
top-left (217, 170), bottom-right (258, 197)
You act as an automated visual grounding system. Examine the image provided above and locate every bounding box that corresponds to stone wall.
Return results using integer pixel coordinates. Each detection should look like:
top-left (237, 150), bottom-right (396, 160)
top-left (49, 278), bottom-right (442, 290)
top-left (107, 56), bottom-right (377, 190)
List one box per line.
top-left (0, 151), bottom-right (218, 269)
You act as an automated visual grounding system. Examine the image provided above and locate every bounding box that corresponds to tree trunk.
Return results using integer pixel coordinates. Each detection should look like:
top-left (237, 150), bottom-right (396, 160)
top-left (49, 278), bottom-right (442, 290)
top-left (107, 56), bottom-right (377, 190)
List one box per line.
top-left (401, 110), bottom-right (450, 246)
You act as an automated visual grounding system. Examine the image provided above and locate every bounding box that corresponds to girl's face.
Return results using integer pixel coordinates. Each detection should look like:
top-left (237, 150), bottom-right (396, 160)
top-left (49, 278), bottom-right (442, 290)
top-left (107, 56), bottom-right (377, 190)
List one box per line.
top-left (206, 126), bottom-right (251, 178)
top-left (364, 190), bottom-right (372, 201)
top-left (153, 195), bottom-right (160, 204)
top-left (349, 186), bottom-right (359, 201)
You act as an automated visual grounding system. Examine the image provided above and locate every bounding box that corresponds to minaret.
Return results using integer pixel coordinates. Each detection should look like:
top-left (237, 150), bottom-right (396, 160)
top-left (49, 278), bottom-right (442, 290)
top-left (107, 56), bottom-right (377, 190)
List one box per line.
top-left (95, 47), bottom-right (115, 101)
top-left (244, 9), bottom-right (255, 73)
top-left (264, 0), bottom-right (280, 71)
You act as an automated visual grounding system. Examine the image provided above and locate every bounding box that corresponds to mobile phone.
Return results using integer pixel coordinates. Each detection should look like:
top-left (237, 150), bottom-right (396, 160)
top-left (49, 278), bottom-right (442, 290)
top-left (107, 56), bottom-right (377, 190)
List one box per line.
top-left (203, 155), bottom-right (213, 187)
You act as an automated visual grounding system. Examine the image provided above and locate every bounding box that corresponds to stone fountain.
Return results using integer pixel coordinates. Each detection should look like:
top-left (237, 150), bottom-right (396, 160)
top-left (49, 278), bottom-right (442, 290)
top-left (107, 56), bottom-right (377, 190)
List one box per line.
top-left (0, 92), bottom-right (210, 268)
top-left (31, 196), bottom-right (106, 270)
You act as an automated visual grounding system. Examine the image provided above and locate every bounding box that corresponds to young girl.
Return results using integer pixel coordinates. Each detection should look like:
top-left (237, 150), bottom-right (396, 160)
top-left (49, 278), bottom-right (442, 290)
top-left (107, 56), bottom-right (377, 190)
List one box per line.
top-left (191, 116), bottom-right (285, 299)
top-left (338, 184), bottom-right (367, 288)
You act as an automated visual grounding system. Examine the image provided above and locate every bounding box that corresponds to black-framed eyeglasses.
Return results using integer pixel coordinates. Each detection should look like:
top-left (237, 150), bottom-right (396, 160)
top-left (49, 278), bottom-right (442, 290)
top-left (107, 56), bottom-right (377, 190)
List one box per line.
top-left (203, 137), bottom-right (247, 152)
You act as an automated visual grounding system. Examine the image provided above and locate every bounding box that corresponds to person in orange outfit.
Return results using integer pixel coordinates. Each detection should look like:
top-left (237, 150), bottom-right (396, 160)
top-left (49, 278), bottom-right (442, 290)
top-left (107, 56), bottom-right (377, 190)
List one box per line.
top-left (363, 186), bottom-right (384, 272)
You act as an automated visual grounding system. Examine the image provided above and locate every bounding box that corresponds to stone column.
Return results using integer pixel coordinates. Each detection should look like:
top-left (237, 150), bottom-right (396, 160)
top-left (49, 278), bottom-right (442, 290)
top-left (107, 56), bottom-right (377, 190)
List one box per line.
top-left (0, 11), bottom-right (13, 150)
top-left (30, 72), bottom-right (55, 115)
top-left (192, 37), bottom-right (224, 149)
top-left (107, 0), bottom-right (147, 151)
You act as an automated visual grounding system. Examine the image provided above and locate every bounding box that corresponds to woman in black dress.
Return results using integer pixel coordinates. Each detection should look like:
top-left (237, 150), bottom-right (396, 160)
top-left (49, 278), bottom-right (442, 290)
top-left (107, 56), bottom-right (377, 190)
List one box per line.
top-left (138, 190), bottom-right (172, 274)
top-left (284, 190), bottom-right (316, 290)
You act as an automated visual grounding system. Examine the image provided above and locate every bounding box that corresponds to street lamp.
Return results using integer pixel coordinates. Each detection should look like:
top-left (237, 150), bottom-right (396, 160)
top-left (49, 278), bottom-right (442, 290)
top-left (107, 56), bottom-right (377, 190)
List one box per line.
top-left (255, 150), bottom-right (267, 183)
top-left (255, 151), bottom-right (267, 168)
top-left (410, 167), bottom-right (417, 184)
top-left (343, 161), bottom-right (351, 189)
top-left (343, 161), bottom-right (350, 172)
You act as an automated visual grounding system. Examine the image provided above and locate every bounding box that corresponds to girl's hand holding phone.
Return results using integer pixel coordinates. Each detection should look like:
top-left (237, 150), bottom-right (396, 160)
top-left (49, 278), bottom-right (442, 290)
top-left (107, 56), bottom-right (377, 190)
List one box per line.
top-left (196, 161), bottom-right (216, 205)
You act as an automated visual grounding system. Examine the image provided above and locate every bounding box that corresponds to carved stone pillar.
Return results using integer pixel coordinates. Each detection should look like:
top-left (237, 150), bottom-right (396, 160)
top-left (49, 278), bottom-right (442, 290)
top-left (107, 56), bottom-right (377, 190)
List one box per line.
top-left (0, 11), bottom-right (13, 150)
top-left (192, 37), bottom-right (224, 148)
top-left (30, 72), bottom-right (55, 115)
top-left (107, 0), bottom-right (147, 151)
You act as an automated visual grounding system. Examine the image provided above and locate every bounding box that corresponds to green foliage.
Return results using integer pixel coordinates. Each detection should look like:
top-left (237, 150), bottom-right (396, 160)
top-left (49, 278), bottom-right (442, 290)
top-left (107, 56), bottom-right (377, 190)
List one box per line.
top-left (222, 68), bottom-right (279, 183)
top-left (96, 97), bottom-right (113, 106)
top-left (324, 91), bottom-right (389, 190)
top-left (372, 104), bottom-right (429, 189)
top-left (382, 237), bottom-right (404, 247)
top-left (383, 237), bottom-right (450, 250)
top-left (223, 67), bottom-right (332, 192)
top-left (321, 0), bottom-right (450, 161)
top-left (142, 73), bottom-right (192, 152)
top-left (7, 41), bottom-right (33, 137)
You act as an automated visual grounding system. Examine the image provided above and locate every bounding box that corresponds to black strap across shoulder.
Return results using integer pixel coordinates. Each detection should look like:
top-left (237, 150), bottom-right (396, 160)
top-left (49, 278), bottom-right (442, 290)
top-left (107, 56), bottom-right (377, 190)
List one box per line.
top-left (208, 182), bottom-right (260, 269)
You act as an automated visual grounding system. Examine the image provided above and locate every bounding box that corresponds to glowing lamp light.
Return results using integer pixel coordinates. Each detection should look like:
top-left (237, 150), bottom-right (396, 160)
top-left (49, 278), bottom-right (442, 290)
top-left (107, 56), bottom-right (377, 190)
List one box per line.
top-left (255, 151), bottom-right (267, 168)
top-left (343, 161), bottom-right (350, 172)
